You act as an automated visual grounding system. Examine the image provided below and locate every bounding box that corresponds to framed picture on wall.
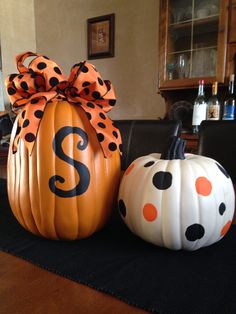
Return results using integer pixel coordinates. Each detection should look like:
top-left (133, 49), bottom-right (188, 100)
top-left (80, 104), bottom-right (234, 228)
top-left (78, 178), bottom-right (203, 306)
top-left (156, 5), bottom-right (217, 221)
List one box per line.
top-left (87, 14), bottom-right (115, 59)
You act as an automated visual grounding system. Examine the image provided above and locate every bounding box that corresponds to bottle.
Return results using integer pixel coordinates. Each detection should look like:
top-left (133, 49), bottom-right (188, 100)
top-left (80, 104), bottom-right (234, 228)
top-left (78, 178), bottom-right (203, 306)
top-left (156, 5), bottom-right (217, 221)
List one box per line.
top-left (222, 74), bottom-right (235, 120)
top-left (207, 82), bottom-right (220, 120)
top-left (192, 79), bottom-right (207, 134)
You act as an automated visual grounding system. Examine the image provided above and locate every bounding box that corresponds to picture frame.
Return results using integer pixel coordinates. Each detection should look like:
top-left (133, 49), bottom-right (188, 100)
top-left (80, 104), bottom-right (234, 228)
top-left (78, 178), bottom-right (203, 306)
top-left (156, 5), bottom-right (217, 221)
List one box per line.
top-left (87, 14), bottom-right (115, 59)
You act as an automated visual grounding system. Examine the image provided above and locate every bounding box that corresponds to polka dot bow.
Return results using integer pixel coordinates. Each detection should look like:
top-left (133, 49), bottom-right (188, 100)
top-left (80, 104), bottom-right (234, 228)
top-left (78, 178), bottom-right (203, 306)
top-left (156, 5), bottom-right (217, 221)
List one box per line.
top-left (5, 51), bottom-right (122, 157)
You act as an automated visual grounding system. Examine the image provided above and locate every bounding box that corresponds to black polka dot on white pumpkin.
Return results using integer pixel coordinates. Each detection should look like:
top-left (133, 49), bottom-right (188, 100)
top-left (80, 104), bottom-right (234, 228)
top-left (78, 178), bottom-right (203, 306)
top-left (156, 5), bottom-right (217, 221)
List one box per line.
top-left (185, 224), bottom-right (205, 241)
top-left (144, 161), bottom-right (155, 167)
top-left (219, 202), bottom-right (226, 215)
top-left (152, 171), bottom-right (172, 190)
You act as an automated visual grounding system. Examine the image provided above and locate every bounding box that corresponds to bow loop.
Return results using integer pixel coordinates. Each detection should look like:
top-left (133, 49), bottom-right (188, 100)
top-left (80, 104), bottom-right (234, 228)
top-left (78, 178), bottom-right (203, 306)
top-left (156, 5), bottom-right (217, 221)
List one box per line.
top-left (68, 62), bottom-right (116, 109)
top-left (5, 52), bottom-right (121, 157)
top-left (16, 52), bottom-right (40, 73)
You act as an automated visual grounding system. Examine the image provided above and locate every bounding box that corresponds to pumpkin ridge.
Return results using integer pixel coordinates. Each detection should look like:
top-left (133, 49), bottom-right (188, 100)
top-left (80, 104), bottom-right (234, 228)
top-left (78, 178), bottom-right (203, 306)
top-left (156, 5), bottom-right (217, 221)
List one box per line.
top-left (158, 159), bottom-right (169, 248)
top-left (51, 101), bottom-right (59, 239)
top-left (18, 141), bottom-right (38, 234)
top-left (17, 143), bottom-right (29, 230)
top-left (174, 159), bottom-right (183, 250)
top-left (197, 158), bottom-right (217, 248)
top-left (72, 105), bottom-right (81, 240)
top-left (32, 130), bottom-right (47, 236)
top-left (187, 158), bottom-right (201, 250)
top-left (27, 153), bottom-right (41, 236)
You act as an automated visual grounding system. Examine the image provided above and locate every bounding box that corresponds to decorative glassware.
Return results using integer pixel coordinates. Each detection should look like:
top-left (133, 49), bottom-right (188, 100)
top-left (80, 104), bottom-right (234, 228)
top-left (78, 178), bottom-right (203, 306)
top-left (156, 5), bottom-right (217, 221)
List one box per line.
top-left (177, 54), bottom-right (189, 79)
top-left (166, 63), bottom-right (176, 80)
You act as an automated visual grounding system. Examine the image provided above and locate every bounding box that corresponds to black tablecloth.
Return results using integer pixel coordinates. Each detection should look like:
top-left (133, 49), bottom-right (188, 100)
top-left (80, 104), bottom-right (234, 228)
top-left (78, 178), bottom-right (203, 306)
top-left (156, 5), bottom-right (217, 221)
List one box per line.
top-left (0, 179), bottom-right (236, 314)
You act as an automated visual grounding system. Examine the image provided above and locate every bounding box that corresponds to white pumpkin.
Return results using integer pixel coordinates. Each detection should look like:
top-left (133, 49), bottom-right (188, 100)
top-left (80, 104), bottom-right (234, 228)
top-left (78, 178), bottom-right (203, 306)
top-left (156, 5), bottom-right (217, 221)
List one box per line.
top-left (118, 137), bottom-right (235, 251)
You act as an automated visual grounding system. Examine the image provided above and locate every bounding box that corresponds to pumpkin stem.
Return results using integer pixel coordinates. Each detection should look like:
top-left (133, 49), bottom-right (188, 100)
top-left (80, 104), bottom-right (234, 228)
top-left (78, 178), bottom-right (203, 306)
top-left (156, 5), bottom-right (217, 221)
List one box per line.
top-left (161, 136), bottom-right (186, 160)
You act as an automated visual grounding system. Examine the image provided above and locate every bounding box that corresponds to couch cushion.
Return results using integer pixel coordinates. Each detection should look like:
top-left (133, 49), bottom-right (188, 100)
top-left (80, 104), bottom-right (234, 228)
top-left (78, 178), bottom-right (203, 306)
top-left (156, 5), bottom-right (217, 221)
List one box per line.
top-left (198, 120), bottom-right (236, 183)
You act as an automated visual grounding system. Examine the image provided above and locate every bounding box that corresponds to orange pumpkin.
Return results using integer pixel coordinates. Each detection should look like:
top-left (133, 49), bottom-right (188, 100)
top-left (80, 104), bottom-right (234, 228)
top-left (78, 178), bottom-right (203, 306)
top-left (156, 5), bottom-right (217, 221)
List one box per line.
top-left (7, 100), bottom-right (121, 240)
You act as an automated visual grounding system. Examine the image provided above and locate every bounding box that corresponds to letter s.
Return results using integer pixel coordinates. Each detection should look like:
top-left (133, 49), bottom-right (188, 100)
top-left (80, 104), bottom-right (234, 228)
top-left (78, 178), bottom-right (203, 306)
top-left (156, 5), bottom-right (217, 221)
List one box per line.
top-left (49, 126), bottom-right (90, 197)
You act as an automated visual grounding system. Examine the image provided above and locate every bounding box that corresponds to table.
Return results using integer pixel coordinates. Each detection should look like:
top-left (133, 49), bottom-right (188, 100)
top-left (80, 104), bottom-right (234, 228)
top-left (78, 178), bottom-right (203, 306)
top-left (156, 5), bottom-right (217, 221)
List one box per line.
top-left (0, 162), bottom-right (149, 314)
top-left (0, 251), bottom-right (148, 314)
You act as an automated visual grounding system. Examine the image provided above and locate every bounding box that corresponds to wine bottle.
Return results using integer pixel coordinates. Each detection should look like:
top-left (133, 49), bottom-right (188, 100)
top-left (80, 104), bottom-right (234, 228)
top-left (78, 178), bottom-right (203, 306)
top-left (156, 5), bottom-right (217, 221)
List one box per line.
top-left (207, 82), bottom-right (220, 120)
top-left (192, 79), bottom-right (207, 134)
top-left (222, 74), bottom-right (235, 120)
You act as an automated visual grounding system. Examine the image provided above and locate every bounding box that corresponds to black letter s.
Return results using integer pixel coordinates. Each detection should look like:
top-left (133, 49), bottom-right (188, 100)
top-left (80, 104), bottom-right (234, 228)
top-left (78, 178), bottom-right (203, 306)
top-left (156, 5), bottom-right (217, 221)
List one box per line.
top-left (49, 126), bottom-right (90, 197)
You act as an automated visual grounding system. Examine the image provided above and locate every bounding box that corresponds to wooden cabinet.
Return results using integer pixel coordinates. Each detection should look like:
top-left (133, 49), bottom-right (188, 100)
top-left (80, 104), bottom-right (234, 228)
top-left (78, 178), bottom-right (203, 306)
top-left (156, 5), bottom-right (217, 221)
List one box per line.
top-left (226, 0), bottom-right (236, 76)
top-left (158, 0), bottom-right (236, 152)
top-left (158, 0), bottom-right (229, 90)
top-left (158, 0), bottom-right (236, 141)
top-left (228, 0), bottom-right (236, 43)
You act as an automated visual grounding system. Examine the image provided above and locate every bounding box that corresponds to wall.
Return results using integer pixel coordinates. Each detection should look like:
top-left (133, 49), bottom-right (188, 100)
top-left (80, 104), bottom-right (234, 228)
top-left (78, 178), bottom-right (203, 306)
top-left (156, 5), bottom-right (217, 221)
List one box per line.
top-left (0, 0), bottom-right (36, 111)
top-left (34, 0), bottom-right (165, 119)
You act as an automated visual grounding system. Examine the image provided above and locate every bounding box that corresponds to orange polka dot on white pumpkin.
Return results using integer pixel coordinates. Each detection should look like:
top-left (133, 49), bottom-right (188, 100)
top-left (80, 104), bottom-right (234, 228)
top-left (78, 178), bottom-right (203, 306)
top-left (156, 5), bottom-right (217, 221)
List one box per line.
top-left (220, 220), bottom-right (232, 237)
top-left (143, 203), bottom-right (158, 222)
top-left (195, 176), bottom-right (212, 196)
top-left (125, 163), bottom-right (135, 176)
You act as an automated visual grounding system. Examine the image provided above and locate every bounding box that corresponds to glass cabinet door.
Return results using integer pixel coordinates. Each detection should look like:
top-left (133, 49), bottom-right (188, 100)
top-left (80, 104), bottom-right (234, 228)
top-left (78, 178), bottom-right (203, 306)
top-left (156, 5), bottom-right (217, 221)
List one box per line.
top-left (159, 0), bottom-right (228, 88)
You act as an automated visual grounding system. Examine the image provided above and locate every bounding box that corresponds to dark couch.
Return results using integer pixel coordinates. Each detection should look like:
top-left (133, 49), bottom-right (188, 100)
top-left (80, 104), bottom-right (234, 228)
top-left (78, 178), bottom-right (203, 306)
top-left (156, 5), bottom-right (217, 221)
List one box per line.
top-left (114, 119), bottom-right (182, 170)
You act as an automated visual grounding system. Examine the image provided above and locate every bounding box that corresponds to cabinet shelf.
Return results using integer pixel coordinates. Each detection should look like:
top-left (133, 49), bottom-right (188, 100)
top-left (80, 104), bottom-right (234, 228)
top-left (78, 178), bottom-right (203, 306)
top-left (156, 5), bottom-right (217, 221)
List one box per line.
top-left (169, 15), bottom-right (219, 29)
top-left (159, 0), bottom-right (228, 89)
top-left (168, 46), bottom-right (217, 55)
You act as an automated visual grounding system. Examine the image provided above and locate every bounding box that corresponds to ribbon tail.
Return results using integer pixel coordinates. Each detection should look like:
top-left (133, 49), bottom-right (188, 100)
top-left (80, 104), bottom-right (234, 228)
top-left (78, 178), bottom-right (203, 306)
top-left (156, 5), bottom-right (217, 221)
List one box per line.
top-left (80, 103), bottom-right (122, 158)
top-left (13, 97), bottom-right (50, 155)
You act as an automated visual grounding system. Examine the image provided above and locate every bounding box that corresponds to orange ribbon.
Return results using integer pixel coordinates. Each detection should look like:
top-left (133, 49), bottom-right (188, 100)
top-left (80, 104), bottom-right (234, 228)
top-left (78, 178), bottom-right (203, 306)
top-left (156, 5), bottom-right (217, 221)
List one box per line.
top-left (5, 52), bottom-right (121, 157)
